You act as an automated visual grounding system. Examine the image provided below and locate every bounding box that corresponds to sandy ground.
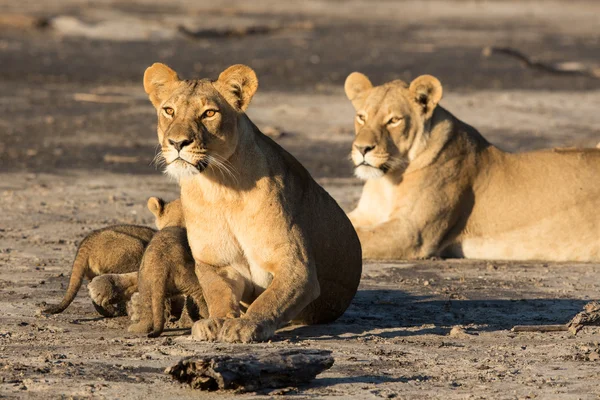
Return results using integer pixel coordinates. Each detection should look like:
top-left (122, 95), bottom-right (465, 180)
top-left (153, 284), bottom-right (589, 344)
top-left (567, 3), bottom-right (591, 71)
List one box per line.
top-left (2, 0), bottom-right (600, 398)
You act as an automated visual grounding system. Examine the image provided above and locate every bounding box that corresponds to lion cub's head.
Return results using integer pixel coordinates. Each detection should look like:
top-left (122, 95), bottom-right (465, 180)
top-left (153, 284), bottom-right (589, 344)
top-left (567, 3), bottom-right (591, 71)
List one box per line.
top-left (147, 197), bottom-right (185, 229)
top-left (143, 63), bottom-right (258, 181)
top-left (344, 72), bottom-right (443, 180)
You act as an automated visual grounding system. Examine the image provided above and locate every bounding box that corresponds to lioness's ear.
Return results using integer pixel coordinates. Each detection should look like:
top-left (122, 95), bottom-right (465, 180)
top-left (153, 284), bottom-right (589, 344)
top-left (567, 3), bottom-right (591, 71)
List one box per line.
top-left (214, 64), bottom-right (258, 111)
top-left (409, 75), bottom-right (443, 118)
top-left (147, 197), bottom-right (165, 218)
top-left (344, 72), bottom-right (373, 109)
top-left (143, 63), bottom-right (180, 108)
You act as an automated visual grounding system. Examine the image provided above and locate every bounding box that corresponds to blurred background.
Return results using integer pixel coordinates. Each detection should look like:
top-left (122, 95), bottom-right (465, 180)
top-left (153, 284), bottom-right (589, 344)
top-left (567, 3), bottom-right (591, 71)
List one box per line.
top-left (2, 0), bottom-right (600, 179)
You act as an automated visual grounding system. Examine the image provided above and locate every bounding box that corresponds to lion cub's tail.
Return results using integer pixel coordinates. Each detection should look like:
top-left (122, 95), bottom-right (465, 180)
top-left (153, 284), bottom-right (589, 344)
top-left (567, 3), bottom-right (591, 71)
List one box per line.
top-left (42, 239), bottom-right (92, 314)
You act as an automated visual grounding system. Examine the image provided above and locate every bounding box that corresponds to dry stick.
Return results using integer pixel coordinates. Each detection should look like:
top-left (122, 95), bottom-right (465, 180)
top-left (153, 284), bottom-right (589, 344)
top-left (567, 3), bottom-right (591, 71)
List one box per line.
top-left (482, 46), bottom-right (600, 79)
top-left (178, 21), bottom-right (314, 40)
top-left (511, 301), bottom-right (600, 334)
top-left (511, 324), bottom-right (567, 333)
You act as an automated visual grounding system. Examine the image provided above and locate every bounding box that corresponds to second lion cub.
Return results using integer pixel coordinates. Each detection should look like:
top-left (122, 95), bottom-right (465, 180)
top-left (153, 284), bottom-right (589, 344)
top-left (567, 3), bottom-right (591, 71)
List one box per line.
top-left (128, 197), bottom-right (208, 338)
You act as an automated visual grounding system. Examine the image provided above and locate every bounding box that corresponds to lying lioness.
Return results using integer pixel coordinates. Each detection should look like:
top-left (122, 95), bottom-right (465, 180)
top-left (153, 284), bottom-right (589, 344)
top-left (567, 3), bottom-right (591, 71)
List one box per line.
top-left (344, 72), bottom-right (600, 261)
top-left (143, 63), bottom-right (362, 342)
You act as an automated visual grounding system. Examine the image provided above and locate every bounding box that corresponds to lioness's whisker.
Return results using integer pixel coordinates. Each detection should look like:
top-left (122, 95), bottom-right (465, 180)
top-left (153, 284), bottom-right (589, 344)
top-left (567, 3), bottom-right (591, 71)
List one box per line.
top-left (208, 155), bottom-right (239, 185)
top-left (213, 154), bottom-right (240, 179)
top-left (150, 150), bottom-right (166, 169)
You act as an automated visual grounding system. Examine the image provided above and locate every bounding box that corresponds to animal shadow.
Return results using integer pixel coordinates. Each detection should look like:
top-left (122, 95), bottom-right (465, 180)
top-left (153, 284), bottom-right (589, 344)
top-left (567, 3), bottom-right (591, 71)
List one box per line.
top-left (277, 289), bottom-right (587, 340)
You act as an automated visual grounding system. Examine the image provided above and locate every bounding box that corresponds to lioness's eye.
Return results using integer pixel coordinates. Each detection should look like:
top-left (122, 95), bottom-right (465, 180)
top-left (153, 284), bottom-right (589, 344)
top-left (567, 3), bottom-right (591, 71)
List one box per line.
top-left (163, 107), bottom-right (174, 116)
top-left (387, 116), bottom-right (402, 125)
top-left (356, 114), bottom-right (366, 124)
top-left (202, 109), bottom-right (217, 118)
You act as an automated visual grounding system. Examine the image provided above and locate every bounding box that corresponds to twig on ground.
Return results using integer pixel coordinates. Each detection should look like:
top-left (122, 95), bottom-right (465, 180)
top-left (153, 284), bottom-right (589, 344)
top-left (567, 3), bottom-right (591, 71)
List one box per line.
top-left (511, 324), bottom-right (567, 333)
top-left (482, 46), bottom-right (600, 79)
top-left (511, 301), bottom-right (600, 335)
top-left (178, 21), bottom-right (314, 39)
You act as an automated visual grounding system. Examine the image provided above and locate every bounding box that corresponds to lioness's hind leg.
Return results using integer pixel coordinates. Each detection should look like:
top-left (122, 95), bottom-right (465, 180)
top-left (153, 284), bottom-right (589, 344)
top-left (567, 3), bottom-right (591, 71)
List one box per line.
top-left (292, 279), bottom-right (357, 325)
top-left (195, 263), bottom-right (242, 319)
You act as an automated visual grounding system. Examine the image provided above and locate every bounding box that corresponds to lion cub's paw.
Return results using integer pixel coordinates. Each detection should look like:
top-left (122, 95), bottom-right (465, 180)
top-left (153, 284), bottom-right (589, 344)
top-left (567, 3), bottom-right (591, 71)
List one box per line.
top-left (88, 277), bottom-right (115, 307)
top-left (88, 276), bottom-right (126, 317)
top-left (218, 319), bottom-right (274, 343)
top-left (126, 293), bottom-right (142, 322)
top-left (191, 318), bottom-right (224, 341)
top-left (128, 321), bottom-right (153, 334)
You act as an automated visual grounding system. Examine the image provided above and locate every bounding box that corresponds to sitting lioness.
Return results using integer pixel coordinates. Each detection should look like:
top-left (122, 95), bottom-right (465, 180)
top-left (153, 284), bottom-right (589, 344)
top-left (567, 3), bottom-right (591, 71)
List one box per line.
top-left (344, 72), bottom-right (600, 261)
top-left (143, 62), bottom-right (362, 342)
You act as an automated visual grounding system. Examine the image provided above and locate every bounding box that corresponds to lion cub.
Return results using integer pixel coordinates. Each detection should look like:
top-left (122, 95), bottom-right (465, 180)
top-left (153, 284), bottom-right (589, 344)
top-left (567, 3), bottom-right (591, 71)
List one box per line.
top-left (42, 225), bottom-right (155, 316)
top-left (128, 197), bottom-right (208, 338)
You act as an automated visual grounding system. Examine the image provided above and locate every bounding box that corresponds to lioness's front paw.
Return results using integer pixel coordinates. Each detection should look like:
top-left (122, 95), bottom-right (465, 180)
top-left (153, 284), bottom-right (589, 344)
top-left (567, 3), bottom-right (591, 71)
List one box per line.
top-left (218, 319), bottom-right (274, 343)
top-left (191, 318), bottom-right (224, 341)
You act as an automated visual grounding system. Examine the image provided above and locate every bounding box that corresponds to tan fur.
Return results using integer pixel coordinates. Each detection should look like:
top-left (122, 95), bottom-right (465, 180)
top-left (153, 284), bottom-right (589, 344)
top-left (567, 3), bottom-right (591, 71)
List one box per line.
top-left (147, 197), bottom-right (185, 229)
top-left (88, 271), bottom-right (139, 317)
top-left (143, 63), bottom-right (362, 343)
top-left (345, 72), bottom-right (600, 261)
top-left (42, 225), bottom-right (155, 316)
top-left (128, 199), bottom-right (207, 338)
top-left (86, 198), bottom-right (185, 316)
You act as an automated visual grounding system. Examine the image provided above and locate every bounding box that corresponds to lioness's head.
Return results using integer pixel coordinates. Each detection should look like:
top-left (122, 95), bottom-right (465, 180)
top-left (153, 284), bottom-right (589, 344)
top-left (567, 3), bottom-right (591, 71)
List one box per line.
top-left (344, 73), bottom-right (443, 180)
top-left (147, 197), bottom-right (184, 229)
top-left (143, 63), bottom-right (258, 181)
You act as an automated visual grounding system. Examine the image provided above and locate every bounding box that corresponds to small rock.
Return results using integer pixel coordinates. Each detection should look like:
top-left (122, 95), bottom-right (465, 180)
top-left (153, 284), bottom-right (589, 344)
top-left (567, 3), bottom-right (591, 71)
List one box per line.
top-left (449, 326), bottom-right (471, 338)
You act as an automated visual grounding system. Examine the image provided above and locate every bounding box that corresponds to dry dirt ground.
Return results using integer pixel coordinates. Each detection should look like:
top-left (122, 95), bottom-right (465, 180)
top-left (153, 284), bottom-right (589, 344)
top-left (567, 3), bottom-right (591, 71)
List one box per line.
top-left (2, 1), bottom-right (600, 399)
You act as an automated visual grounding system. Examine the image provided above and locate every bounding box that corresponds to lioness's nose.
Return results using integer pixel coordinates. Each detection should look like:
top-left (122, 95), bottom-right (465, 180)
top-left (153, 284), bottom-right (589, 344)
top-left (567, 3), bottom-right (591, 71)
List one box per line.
top-left (168, 138), bottom-right (193, 151)
top-left (355, 145), bottom-right (375, 156)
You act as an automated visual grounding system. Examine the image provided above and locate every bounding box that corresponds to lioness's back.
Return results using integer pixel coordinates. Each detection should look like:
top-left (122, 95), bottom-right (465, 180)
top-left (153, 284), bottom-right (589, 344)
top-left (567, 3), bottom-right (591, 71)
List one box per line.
top-left (460, 146), bottom-right (600, 261)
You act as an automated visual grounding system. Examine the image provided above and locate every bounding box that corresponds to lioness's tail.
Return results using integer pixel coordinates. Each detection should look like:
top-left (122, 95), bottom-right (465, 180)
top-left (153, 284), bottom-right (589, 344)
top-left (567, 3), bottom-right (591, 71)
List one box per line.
top-left (148, 280), bottom-right (167, 338)
top-left (42, 241), bottom-right (91, 314)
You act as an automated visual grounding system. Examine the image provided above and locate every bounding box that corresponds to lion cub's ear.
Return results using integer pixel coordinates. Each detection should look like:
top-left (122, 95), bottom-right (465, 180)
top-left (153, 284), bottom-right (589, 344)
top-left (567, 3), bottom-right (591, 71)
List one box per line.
top-left (409, 75), bottom-right (443, 118)
top-left (215, 64), bottom-right (258, 111)
top-left (345, 72), bottom-right (373, 109)
top-left (147, 197), bottom-right (165, 218)
top-left (143, 63), bottom-right (180, 107)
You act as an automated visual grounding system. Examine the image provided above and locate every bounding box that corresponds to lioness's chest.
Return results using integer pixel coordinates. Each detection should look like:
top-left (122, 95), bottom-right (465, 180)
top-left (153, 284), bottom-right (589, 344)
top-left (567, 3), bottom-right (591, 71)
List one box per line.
top-left (181, 189), bottom-right (243, 266)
